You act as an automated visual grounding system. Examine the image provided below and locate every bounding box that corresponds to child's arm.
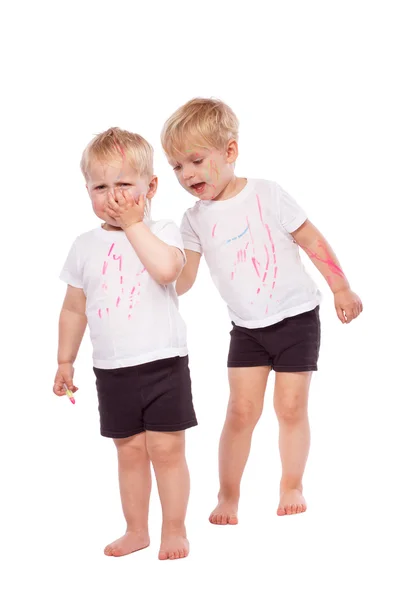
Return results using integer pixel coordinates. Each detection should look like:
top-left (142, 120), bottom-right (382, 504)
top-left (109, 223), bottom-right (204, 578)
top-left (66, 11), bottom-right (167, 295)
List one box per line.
top-left (105, 190), bottom-right (183, 285)
top-left (292, 219), bottom-right (363, 323)
top-left (176, 250), bottom-right (201, 296)
top-left (123, 222), bottom-right (184, 285)
top-left (53, 285), bottom-right (87, 396)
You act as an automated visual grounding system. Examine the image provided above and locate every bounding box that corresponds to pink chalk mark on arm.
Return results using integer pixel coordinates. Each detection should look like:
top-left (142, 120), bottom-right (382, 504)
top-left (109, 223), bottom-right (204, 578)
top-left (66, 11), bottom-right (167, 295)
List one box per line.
top-left (302, 241), bottom-right (345, 278)
top-left (212, 223), bottom-right (217, 237)
top-left (107, 243), bottom-right (115, 257)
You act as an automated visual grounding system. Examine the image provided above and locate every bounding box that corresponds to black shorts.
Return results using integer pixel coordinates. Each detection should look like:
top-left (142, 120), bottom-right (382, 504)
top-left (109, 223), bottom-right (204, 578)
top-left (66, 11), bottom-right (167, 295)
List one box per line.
top-left (228, 306), bottom-right (321, 372)
top-left (93, 355), bottom-right (197, 438)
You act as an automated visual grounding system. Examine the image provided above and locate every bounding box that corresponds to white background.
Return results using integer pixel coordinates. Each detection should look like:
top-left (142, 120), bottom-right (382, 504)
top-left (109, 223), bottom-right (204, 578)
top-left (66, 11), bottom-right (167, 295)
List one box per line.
top-left (1, 1), bottom-right (399, 598)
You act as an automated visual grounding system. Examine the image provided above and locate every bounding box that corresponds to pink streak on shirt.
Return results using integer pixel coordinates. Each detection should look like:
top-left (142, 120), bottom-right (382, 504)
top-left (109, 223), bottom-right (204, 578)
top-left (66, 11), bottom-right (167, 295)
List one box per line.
top-left (98, 309), bottom-right (102, 319)
top-left (131, 286), bottom-right (136, 295)
top-left (257, 194), bottom-right (264, 224)
top-left (257, 288), bottom-right (260, 294)
top-left (107, 243), bottom-right (115, 257)
top-left (120, 276), bottom-right (123, 284)
top-left (116, 297), bottom-right (121, 307)
top-left (252, 257), bottom-right (261, 277)
top-left (102, 261), bottom-right (108, 275)
top-left (106, 308), bottom-right (109, 315)
top-left (113, 254), bottom-right (122, 271)
top-left (212, 223), bottom-right (217, 237)
top-left (274, 266), bottom-right (278, 278)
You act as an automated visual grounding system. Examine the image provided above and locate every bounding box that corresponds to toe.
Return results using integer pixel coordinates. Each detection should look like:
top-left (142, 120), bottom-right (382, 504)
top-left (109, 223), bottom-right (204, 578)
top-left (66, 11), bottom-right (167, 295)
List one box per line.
top-left (228, 514), bottom-right (238, 525)
top-left (158, 551), bottom-right (168, 560)
top-left (179, 549), bottom-right (185, 559)
top-left (277, 506), bottom-right (285, 516)
top-left (221, 514), bottom-right (228, 525)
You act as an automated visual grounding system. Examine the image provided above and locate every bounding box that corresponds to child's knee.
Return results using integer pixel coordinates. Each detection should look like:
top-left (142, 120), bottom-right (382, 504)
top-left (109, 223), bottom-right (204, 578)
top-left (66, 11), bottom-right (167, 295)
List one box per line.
top-left (227, 397), bottom-right (261, 430)
top-left (114, 433), bottom-right (147, 461)
top-left (146, 431), bottom-right (185, 467)
top-left (274, 394), bottom-right (307, 423)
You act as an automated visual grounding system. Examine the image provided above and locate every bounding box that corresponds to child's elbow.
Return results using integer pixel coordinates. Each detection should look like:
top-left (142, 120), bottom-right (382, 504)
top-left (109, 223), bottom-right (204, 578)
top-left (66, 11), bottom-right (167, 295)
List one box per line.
top-left (157, 264), bottom-right (183, 286)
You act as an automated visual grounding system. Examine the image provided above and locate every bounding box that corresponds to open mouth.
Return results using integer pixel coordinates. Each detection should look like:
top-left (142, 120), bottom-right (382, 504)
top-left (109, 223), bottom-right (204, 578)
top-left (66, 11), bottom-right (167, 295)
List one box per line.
top-left (190, 182), bottom-right (206, 194)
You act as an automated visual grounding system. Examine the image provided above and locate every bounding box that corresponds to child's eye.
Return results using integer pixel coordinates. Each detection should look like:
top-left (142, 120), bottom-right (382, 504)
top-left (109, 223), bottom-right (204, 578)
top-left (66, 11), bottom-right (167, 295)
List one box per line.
top-left (95, 185), bottom-right (106, 190)
top-left (173, 165), bottom-right (181, 171)
top-left (193, 159), bottom-right (203, 165)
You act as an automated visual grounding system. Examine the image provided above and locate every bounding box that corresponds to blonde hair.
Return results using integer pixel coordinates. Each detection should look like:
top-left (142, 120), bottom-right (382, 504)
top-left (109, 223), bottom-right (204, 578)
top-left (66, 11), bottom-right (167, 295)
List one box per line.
top-left (81, 127), bottom-right (154, 181)
top-left (161, 97), bottom-right (239, 158)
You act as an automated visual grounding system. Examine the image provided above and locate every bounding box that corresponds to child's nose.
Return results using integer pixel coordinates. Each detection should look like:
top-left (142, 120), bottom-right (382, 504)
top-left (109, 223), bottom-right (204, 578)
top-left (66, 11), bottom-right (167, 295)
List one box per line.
top-left (182, 165), bottom-right (194, 181)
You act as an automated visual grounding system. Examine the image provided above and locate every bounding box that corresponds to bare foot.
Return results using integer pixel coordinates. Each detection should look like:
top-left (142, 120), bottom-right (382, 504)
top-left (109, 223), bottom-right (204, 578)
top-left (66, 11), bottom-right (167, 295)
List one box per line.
top-left (277, 489), bottom-right (307, 516)
top-left (209, 498), bottom-right (239, 525)
top-left (104, 531), bottom-right (150, 557)
top-left (158, 533), bottom-right (189, 560)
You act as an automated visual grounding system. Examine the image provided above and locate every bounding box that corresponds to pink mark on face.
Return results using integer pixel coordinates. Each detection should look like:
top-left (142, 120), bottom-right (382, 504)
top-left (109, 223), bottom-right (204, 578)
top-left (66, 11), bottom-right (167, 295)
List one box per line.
top-left (108, 243), bottom-right (115, 256)
top-left (98, 309), bottom-right (102, 318)
top-left (102, 261), bottom-right (108, 275)
top-left (252, 257), bottom-right (261, 278)
top-left (212, 223), bottom-right (217, 237)
top-left (113, 254), bottom-right (122, 271)
top-left (116, 297), bottom-right (121, 307)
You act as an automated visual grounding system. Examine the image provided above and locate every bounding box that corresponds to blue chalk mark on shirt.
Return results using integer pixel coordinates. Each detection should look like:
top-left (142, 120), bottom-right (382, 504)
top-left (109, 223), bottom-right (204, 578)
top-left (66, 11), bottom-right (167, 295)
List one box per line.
top-left (226, 226), bottom-right (249, 244)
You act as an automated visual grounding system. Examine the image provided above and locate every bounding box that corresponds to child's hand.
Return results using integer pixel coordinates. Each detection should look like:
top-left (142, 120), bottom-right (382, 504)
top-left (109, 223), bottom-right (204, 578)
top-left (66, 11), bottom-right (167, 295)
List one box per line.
top-left (334, 288), bottom-right (363, 324)
top-left (53, 363), bottom-right (78, 396)
top-left (105, 189), bottom-right (146, 230)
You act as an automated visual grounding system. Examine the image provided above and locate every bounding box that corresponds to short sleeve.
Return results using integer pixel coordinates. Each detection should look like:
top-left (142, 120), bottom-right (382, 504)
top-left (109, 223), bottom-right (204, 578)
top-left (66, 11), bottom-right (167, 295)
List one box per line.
top-left (59, 239), bottom-right (83, 288)
top-left (180, 212), bottom-right (202, 254)
top-left (153, 220), bottom-right (187, 265)
top-left (277, 183), bottom-right (307, 233)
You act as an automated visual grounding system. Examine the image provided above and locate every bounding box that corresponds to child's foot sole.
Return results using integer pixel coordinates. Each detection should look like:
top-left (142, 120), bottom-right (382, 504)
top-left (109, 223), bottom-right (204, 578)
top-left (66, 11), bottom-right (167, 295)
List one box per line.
top-left (158, 535), bottom-right (189, 560)
top-left (104, 532), bottom-right (150, 557)
top-left (277, 489), bottom-right (307, 516)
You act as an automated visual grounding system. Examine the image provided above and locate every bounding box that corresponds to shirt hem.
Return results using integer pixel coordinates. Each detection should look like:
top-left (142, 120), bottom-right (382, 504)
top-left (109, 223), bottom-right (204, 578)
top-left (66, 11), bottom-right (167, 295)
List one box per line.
top-left (230, 299), bottom-right (321, 329)
top-left (93, 347), bottom-right (188, 369)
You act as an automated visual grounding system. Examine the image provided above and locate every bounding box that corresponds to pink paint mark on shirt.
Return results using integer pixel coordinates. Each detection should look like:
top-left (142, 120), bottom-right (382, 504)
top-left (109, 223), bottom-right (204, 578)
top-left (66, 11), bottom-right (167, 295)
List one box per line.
top-left (244, 250), bottom-right (247, 262)
top-left (265, 305), bottom-right (269, 314)
top-left (116, 297), bottom-right (121, 307)
top-left (246, 217), bottom-right (254, 245)
top-left (231, 272), bottom-right (235, 280)
top-left (257, 194), bottom-right (264, 224)
top-left (106, 308), bottom-right (109, 315)
top-left (128, 314), bottom-right (132, 320)
top-left (272, 281), bottom-right (276, 290)
top-left (265, 224), bottom-right (275, 254)
top-left (129, 304), bottom-right (133, 309)
top-left (120, 276), bottom-right (123, 284)
top-left (113, 254), bottom-right (122, 271)
top-left (131, 286), bottom-right (136, 295)
top-left (274, 266), bottom-right (278, 278)
top-left (107, 243), bottom-right (115, 256)
top-left (212, 223), bottom-right (217, 237)
top-left (102, 261), bottom-right (108, 275)
top-left (257, 288), bottom-right (260, 294)
top-left (98, 309), bottom-right (102, 319)
top-left (141, 267), bottom-right (146, 273)
top-left (262, 272), bottom-right (267, 283)
top-left (245, 242), bottom-right (249, 250)
top-left (252, 257), bottom-right (261, 278)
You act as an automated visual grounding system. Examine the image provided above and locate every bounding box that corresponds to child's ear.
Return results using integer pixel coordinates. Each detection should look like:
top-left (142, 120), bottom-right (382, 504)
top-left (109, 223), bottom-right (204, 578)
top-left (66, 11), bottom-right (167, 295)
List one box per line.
top-left (226, 140), bottom-right (239, 164)
top-left (146, 176), bottom-right (158, 199)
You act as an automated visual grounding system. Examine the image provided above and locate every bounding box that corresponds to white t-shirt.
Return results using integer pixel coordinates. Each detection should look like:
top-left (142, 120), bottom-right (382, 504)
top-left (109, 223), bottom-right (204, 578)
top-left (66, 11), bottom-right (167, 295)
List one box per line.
top-left (60, 220), bottom-right (188, 368)
top-left (181, 178), bottom-right (321, 328)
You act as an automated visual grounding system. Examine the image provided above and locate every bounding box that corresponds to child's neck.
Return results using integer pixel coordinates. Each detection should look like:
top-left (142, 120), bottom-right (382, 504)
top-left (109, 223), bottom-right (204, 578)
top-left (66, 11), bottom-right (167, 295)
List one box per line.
top-left (215, 176), bottom-right (247, 201)
top-left (102, 223), bottom-right (122, 232)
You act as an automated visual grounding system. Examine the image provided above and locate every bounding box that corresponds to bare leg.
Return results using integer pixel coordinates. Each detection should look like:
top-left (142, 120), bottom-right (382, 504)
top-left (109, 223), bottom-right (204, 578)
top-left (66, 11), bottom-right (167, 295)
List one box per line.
top-left (104, 432), bottom-right (151, 556)
top-left (146, 431), bottom-right (190, 560)
top-left (274, 372), bottom-right (312, 516)
top-left (209, 366), bottom-right (271, 525)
